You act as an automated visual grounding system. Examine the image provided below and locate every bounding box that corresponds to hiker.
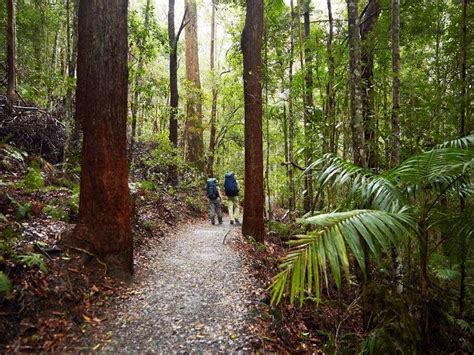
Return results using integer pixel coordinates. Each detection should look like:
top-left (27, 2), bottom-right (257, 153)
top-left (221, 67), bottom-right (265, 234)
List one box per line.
top-left (224, 171), bottom-right (240, 225)
top-left (206, 177), bottom-right (223, 225)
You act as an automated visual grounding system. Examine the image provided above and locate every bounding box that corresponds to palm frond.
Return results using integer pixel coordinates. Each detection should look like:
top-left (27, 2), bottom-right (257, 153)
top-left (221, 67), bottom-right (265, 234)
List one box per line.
top-left (436, 135), bottom-right (474, 149)
top-left (385, 147), bottom-right (473, 196)
top-left (308, 153), bottom-right (407, 212)
top-left (271, 210), bottom-right (417, 305)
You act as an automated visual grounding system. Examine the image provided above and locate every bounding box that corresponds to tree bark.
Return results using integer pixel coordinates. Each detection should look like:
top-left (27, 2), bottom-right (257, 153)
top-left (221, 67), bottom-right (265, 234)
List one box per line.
top-left (71, 0), bottom-right (133, 277)
top-left (64, 0), bottom-right (80, 168)
top-left (390, 0), bottom-right (401, 167)
top-left (207, 1), bottom-right (218, 177)
top-left (360, 0), bottom-right (381, 170)
top-left (347, 0), bottom-right (366, 168)
top-left (7, 0), bottom-right (17, 105)
top-left (184, 0), bottom-right (205, 172)
top-left (130, 0), bottom-right (152, 166)
top-left (288, 0), bottom-right (296, 212)
top-left (241, 0), bottom-right (265, 242)
top-left (303, 0), bottom-right (314, 213)
top-left (458, 0), bottom-right (468, 317)
top-left (326, 0), bottom-right (337, 154)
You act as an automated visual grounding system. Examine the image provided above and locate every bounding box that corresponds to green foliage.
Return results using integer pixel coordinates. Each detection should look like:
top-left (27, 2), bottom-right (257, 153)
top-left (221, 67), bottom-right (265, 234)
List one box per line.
top-left (273, 138), bottom-right (473, 306)
top-left (16, 253), bottom-right (48, 273)
top-left (7, 195), bottom-right (32, 220)
top-left (0, 224), bottom-right (17, 253)
top-left (139, 180), bottom-right (155, 191)
top-left (21, 164), bottom-right (45, 190)
top-left (69, 190), bottom-right (80, 215)
top-left (271, 210), bottom-right (416, 305)
top-left (43, 204), bottom-right (68, 221)
top-left (0, 271), bottom-right (12, 297)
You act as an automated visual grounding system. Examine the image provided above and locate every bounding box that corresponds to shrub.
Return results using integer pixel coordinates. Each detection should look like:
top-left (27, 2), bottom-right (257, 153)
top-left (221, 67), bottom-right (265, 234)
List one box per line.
top-left (43, 204), bottom-right (68, 221)
top-left (0, 271), bottom-right (12, 297)
top-left (22, 164), bottom-right (45, 190)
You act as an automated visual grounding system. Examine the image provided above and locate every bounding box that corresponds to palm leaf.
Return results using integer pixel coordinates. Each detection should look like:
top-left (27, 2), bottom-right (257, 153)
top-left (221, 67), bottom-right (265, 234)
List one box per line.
top-left (271, 210), bottom-right (417, 305)
top-left (308, 153), bottom-right (407, 212)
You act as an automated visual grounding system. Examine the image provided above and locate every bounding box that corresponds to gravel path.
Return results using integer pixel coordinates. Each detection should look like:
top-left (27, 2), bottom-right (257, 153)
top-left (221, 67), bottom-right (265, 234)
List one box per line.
top-left (95, 218), bottom-right (259, 353)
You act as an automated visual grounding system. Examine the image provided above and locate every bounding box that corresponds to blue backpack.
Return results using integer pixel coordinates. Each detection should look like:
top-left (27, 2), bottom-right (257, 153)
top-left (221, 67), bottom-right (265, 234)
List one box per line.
top-left (224, 172), bottom-right (239, 196)
top-left (207, 178), bottom-right (219, 200)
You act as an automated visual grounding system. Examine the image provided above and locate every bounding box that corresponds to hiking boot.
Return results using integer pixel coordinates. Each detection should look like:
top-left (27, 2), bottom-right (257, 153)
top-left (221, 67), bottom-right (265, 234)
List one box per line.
top-left (230, 220), bottom-right (234, 225)
top-left (218, 217), bottom-right (223, 224)
top-left (235, 219), bottom-right (240, 224)
top-left (211, 219), bottom-right (215, 225)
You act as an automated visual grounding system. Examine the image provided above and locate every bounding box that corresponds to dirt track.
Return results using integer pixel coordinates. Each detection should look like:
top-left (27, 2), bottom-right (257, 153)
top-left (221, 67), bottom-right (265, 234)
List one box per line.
top-left (85, 218), bottom-right (259, 353)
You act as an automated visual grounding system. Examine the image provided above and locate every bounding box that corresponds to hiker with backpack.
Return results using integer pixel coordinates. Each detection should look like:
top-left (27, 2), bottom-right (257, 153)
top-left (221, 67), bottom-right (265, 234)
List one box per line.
top-left (206, 177), bottom-right (223, 225)
top-left (224, 171), bottom-right (240, 225)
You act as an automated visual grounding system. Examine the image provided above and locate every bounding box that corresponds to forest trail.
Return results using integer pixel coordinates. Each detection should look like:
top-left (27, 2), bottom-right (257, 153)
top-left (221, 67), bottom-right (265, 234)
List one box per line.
top-left (86, 218), bottom-right (259, 353)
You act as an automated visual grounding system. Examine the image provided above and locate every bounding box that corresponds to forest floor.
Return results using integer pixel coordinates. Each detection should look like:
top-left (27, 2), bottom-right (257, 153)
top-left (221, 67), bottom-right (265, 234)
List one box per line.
top-left (78, 218), bottom-right (262, 353)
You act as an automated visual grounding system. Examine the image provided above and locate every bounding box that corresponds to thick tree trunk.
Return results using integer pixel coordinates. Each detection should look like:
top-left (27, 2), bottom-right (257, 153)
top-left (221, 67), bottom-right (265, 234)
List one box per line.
top-left (303, 0), bottom-right (313, 213)
top-left (347, 0), bottom-right (366, 168)
top-left (184, 0), bottom-right (205, 172)
top-left (327, 0), bottom-right (337, 154)
top-left (241, 0), bottom-right (265, 242)
top-left (390, 0), bottom-right (401, 167)
top-left (71, 0), bottom-right (132, 277)
top-left (360, 0), bottom-right (381, 170)
top-left (207, 1), bottom-right (217, 177)
top-left (7, 0), bottom-right (17, 105)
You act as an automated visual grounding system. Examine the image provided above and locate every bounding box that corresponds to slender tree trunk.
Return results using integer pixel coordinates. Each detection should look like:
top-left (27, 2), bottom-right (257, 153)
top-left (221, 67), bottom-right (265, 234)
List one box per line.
top-left (168, 0), bottom-right (179, 184)
top-left (64, 0), bottom-right (81, 167)
top-left (70, 0), bottom-right (132, 277)
top-left (459, 0), bottom-right (468, 317)
top-left (7, 0), bottom-right (17, 105)
top-left (184, 0), bottom-right (205, 172)
top-left (130, 0), bottom-right (152, 166)
top-left (390, 0), bottom-right (401, 167)
top-left (241, 0), bottom-right (265, 242)
top-left (347, 0), bottom-right (366, 168)
top-left (288, 0), bottom-right (296, 213)
top-left (327, 0), bottom-right (336, 154)
top-left (264, 28), bottom-right (272, 219)
top-left (460, 0), bottom-right (467, 138)
top-left (303, 0), bottom-right (313, 213)
top-left (207, 1), bottom-right (218, 177)
top-left (360, 0), bottom-right (381, 170)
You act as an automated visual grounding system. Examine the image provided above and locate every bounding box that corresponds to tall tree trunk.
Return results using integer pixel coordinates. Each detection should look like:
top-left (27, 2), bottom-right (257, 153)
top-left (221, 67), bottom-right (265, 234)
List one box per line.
top-left (207, 1), bottom-right (217, 177)
top-left (7, 0), bottom-right (17, 105)
top-left (241, 0), bottom-right (265, 242)
top-left (347, 0), bottom-right (366, 168)
top-left (288, 0), bottom-right (296, 213)
top-left (360, 0), bottom-right (381, 170)
top-left (184, 0), bottom-right (205, 172)
top-left (326, 0), bottom-right (337, 154)
top-left (130, 0), bottom-right (152, 166)
top-left (70, 0), bottom-right (132, 277)
top-left (168, 0), bottom-right (179, 184)
top-left (303, 0), bottom-right (313, 213)
top-left (458, 0), bottom-right (468, 317)
top-left (264, 28), bottom-right (272, 219)
top-left (64, 0), bottom-right (80, 167)
top-left (390, 0), bottom-right (401, 167)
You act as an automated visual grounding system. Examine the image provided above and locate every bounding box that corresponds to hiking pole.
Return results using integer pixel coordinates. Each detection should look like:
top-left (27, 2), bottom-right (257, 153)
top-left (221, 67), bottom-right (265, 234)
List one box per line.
top-left (222, 229), bottom-right (231, 244)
